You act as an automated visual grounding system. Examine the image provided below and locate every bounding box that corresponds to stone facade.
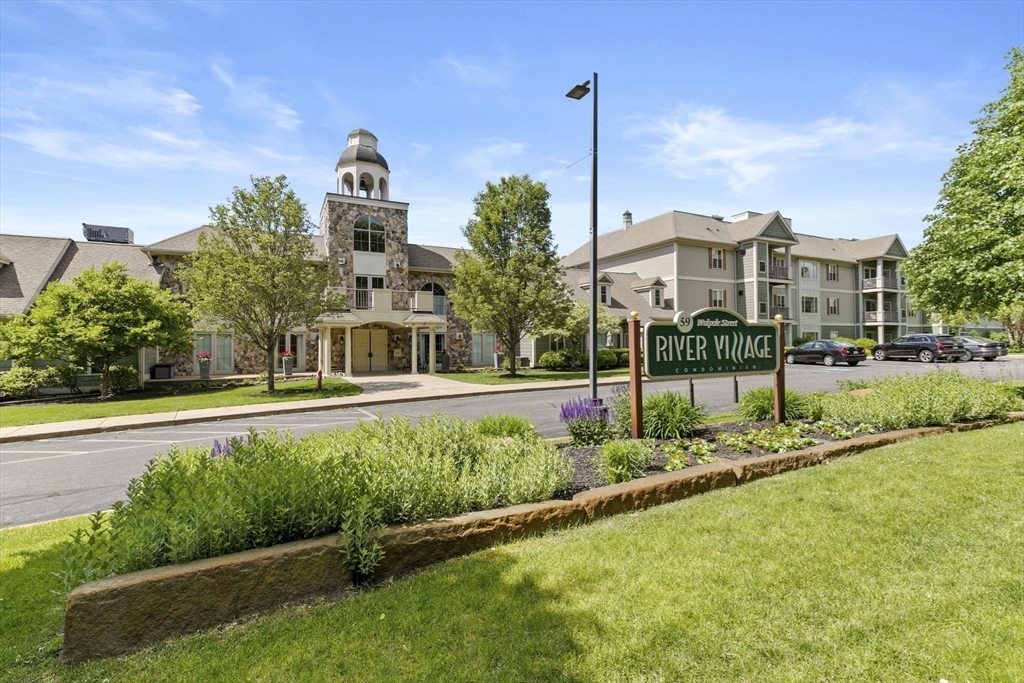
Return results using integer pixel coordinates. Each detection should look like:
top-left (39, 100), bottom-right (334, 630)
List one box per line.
top-left (407, 270), bottom-right (472, 368)
top-left (321, 198), bottom-right (410, 293)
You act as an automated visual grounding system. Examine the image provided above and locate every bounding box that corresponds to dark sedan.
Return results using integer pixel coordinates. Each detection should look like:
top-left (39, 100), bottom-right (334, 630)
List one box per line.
top-left (872, 334), bottom-right (967, 363)
top-left (786, 340), bottom-right (866, 367)
top-left (955, 336), bottom-right (1008, 361)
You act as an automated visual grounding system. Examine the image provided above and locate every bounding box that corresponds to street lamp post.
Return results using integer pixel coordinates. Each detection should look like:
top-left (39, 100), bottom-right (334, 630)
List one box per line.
top-left (566, 72), bottom-right (598, 402)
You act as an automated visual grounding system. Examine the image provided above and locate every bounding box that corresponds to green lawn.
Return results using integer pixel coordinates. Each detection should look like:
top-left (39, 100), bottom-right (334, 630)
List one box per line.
top-left (2, 423), bottom-right (1021, 681)
top-left (438, 367), bottom-right (630, 385)
top-left (0, 378), bottom-right (362, 428)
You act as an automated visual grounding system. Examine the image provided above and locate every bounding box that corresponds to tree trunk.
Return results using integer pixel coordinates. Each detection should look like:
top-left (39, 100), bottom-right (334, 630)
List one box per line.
top-left (1000, 313), bottom-right (1024, 348)
top-left (266, 344), bottom-right (276, 392)
top-left (506, 325), bottom-right (519, 377)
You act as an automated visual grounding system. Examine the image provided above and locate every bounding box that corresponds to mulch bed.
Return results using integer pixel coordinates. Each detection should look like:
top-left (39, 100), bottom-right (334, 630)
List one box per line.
top-left (555, 420), bottom-right (848, 499)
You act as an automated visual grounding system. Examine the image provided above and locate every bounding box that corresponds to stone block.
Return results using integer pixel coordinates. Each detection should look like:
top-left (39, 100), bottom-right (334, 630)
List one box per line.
top-left (375, 500), bottom-right (586, 580)
top-left (731, 449), bottom-right (821, 484)
top-left (64, 535), bottom-right (351, 662)
top-left (572, 461), bottom-right (738, 520)
top-left (814, 426), bottom-right (948, 461)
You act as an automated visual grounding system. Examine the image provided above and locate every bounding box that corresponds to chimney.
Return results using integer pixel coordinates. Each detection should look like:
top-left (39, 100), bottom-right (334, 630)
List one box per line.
top-left (622, 210), bottom-right (632, 229)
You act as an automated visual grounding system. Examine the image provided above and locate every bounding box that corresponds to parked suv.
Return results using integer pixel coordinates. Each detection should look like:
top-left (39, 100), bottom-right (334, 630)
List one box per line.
top-left (954, 336), bottom-right (1008, 362)
top-left (872, 334), bottom-right (967, 363)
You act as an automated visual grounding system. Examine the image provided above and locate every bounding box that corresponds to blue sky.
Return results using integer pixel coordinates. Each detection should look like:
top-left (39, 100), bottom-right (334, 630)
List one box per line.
top-left (1, 1), bottom-right (1021, 254)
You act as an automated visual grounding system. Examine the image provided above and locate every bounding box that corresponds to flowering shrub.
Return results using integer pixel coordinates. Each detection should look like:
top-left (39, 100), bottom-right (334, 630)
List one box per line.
top-left (559, 396), bottom-right (611, 445)
top-left (196, 351), bottom-right (212, 360)
top-left (58, 414), bottom-right (572, 590)
top-left (280, 350), bottom-right (296, 358)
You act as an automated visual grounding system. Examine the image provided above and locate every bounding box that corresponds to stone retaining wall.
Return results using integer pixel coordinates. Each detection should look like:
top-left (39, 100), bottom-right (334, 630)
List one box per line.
top-left (62, 415), bottom-right (1022, 662)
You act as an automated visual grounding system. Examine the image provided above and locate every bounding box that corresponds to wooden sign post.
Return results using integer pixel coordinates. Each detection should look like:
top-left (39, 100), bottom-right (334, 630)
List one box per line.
top-left (627, 312), bottom-right (643, 439)
top-left (772, 314), bottom-right (785, 424)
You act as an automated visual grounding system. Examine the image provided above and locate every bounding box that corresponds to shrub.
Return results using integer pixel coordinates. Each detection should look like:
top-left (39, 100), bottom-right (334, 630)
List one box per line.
top-left (475, 414), bottom-right (535, 439)
top-left (611, 348), bottom-right (630, 367)
top-left (794, 332), bottom-right (816, 345)
top-left (537, 350), bottom-right (568, 370)
top-left (559, 395), bottom-right (610, 445)
top-left (0, 366), bottom-right (43, 399)
top-left (738, 386), bottom-right (809, 422)
top-left (40, 364), bottom-right (84, 394)
top-left (58, 415), bottom-right (573, 589)
top-left (597, 439), bottom-right (654, 484)
top-left (815, 370), bottom-right (1020, 431)
top-left (642, 391), bottom-right (705, 439)
top-left (107, 365), bottom-right (139, 395)
top-left (595, 348), bottom-right (618, 370)
top-left (853, 337), bottom-right (878, 352)
top-left (608, 383), bottom-right (633, 437)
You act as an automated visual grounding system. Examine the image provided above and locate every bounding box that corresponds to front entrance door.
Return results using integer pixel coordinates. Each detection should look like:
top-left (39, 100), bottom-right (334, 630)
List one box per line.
top-left (352, 329), bottom-right (388, 372)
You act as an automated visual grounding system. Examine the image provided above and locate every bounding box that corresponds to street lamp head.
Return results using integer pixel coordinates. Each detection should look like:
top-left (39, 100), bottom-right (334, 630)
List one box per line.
top-left (565, 80), bottom-right (591, 100)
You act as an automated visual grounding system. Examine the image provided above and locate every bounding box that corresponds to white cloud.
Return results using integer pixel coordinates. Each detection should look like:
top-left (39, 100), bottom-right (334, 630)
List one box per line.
top-left (438, 53), bottom-right (506, 86)
top-left (458, 139), bottom-right (528, 178)
top-left (1, 71), bottom-right (201, 118)
top-left (211, 63), bottom-right (301, 131)
top-left (410, 142), bottom-right (431, 160)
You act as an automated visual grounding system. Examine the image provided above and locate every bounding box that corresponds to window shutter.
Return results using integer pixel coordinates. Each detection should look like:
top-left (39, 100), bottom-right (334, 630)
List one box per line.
top-left (708, 248), bottom-right (712, 269)
top-left (708, 289), bottom-right (712, 307)
top-left (724, 290), bottom-right (728, 308)
top-left (723, 250), bottom-right (727, 271)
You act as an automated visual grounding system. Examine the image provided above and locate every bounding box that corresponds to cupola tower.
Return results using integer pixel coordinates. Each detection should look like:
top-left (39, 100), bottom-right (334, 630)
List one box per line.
top-left (336, 129), bottom-right (390, 200)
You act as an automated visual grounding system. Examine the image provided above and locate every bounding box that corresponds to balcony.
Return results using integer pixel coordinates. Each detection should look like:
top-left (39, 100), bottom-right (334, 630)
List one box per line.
top-left (768, 265), bottom-right (790, 281)
top-left (769, 306), bottom-right (791, 319)
top-left (319, 288), bottom-right (446, 326)
top-left (864, 310), bottom-right (900, 323)
top-left (862, 276), bottom-right (900, 291)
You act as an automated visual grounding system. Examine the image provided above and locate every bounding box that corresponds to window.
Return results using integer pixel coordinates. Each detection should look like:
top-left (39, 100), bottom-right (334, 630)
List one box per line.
top-left (195, 333), bottom-right (233, 374)
top-left (276, 333), bottom-right (305, 370)
top-left (801, 296), bottom-right (819, 314)
top-left (710, 289), bottom-right (725, 308)
top-left (710, 248), bottom-right (725, 270)
top-left (354, 275), bottom-right (384, 309)
top-left (827, 264), bottom-right (838, 282)
top-left (354, 216), bottom-right (385, 253)
top-left (758, 260), bottom-right (767, 274)
top-left (652, 289), bottom-right (662, 306)
top-left (801, 262), bottom-right (819, 280)
top-left (826, 297), bottom-right (839, 315)
top-left (773, 293), bottom-right (786, 307)
top-left (759, 302), bottom-right (768, 315)
top-left (599, 285), bottom-right (609, 304)
top-left (420, 282), bottom-right (447, 316)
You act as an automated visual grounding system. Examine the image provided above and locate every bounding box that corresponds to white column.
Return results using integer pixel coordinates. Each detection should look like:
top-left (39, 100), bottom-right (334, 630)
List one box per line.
top-left (428, 326), bottom-right (437, 374)
top-left (344, 326), bottom-right (353, 377)
top-left (410, 327), bottom-right (419, 374)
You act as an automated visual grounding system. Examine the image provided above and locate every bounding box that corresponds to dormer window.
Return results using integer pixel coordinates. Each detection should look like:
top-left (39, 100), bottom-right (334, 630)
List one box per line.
top-left (652, 289), bottom-right (662, 306)
top-left (599, 285), bottom-right (609, 304)
top-left (354, 216), bottom-right (385, 253)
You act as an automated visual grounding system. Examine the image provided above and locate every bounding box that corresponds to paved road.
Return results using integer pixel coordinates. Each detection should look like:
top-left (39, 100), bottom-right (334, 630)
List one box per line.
top-left (2, 357), bottom-right (1020, 528)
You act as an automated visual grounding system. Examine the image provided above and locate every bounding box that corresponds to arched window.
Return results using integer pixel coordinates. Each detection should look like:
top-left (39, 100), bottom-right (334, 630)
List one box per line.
top-left (358, 173), bottom-right (375, 198)
top-left (340, 173), bottom-right (354, 196)
top-left (378, 177), bottom-right (389, 201)
top-left (420, 283), bottom-right (446, 316)
top-left (354, 216), bottom-right (385, 253)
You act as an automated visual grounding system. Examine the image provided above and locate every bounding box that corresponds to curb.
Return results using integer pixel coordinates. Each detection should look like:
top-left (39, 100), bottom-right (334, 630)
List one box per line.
top-left (0, 376), bottom-right (631, 444)
top-left (61, 414), bottom-right (1022, 662)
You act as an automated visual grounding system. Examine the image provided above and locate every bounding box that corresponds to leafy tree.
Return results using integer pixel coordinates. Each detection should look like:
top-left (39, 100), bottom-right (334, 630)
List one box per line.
top-left (450, 175), bottom-right (571, 376)
top-left (177, 175), bottom-right (344, 392)
top-left (0, 262), bottom-right (193, 396)
top-left (539, 298), bottom-right (623, 351)
top-left (903, 48), bottom-right (1024, 344)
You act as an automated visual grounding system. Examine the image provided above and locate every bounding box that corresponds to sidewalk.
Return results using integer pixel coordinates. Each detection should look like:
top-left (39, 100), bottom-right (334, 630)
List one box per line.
top-left (0, 372), bottom-right (630, 444)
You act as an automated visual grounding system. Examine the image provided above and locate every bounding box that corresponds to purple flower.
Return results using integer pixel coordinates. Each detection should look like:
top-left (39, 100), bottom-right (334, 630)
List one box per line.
top-left (559, 396), bottom-right (606, 423)
top-left (611, 383), bottom-right (630, 396)
top-left (210, 439), bottom-right (233, 459)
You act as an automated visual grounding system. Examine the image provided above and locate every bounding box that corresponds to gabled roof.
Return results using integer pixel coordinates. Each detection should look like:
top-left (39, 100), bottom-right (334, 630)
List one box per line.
top-left (631, 276), bottom-right (666, 290)
top-left (578, 272), bottom-right (615, 287)
top-left (50, 241), bottom-right (161, 286)
top-left (563, 267), bottom-right (673, 325)
top-left (409, 244), bottom-right (458, 272)
top-left (789, 233), bottom-right (859, 264)
top-left (145, 226), bottom-right (327, 260)
top-left (0, 235), bottom-right (74, 317)
top-left (560, 209), bottom-right (798, 268)
top-left (727, 211), bottom-right (798, 244)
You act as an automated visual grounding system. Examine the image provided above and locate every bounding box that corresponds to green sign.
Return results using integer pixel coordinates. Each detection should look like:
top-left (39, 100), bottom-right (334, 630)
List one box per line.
top-left (644, 308), bottom-right (780, 380)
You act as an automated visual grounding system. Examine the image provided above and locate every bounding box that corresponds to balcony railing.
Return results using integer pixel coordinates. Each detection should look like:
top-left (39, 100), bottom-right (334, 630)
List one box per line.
top-left (770, 306), bottom-right (790, 319)
top-left (864, 310), bottom-right (900, 323)
top-left (862, 277), bottom-right (900, 290)
top-left (340, 288), bottom-right (439, 314)
top-left (768, 265), bottom-right (790, 280)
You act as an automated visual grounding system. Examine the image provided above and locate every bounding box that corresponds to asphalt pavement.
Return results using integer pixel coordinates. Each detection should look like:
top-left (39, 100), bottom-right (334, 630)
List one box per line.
top-left (2, 356), bottom-right (1020, 529)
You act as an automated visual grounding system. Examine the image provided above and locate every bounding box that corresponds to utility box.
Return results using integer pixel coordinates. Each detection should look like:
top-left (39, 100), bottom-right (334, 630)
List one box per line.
top-left (150, 363), bottom-right (175, 380)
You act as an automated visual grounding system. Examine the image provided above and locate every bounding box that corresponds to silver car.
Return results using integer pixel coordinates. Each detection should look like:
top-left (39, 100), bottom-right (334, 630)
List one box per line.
top-left (955, 337), bottom-right (1008, 361)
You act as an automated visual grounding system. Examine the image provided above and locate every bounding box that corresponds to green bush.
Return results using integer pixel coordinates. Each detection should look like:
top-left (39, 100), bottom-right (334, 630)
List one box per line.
top-left (738, 386), bottom-right (810, 422)
top-left (610, 348), bottom-right (630, 366)
top-left (0, 366), bottom-right (43, 399)
top-left (595, 348), bottom-right (618, 370)
top-left (40, 364), bottom-right (84, 394)
top-left (815, 371), bottom-right (1020, 431)
top-left (597, 439), bottom-right (654, 484)
top-left (537, 350), bottom-right (568, 370)
top-left (475, 414), bottom-right (535, 439)
top-left (853, 338), bottom-right (878, 352)
top-left (107, 365), bottom-right (139, 395)
top-left (58, 414), bottom-right (573, 589)
top-left (642, 391), bottom-right (705, 439)
top-left (794, 333), bottom-right (816, 345)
